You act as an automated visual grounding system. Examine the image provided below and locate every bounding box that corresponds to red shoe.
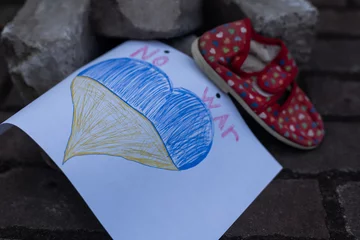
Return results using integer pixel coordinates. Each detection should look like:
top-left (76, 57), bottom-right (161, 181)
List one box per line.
top-left (191, 18), bottom-right (324, 149)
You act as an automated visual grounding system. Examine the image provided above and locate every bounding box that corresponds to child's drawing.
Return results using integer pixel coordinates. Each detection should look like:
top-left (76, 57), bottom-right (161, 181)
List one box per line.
top-left (64, 58), bottom-right (214, 171)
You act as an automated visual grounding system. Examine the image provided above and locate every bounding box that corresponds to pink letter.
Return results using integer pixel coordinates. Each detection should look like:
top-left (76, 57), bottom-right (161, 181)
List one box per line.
top-left (130, 46), bottom-right (160, 60)
top-left (153, 56), bottom-right (169, 66)
top-left (222, 125), bottom-right (239, 141)
top-left (213, 114), bottom-right (229, 131)
top-left (202, 87), bottom-right (221, 109)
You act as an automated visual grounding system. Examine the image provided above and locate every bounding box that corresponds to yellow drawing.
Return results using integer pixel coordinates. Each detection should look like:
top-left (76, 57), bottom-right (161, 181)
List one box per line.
top-left (64, 76), bottom-right (177, 170)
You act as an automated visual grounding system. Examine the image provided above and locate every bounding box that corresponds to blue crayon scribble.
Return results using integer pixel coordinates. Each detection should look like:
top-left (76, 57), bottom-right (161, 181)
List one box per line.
top-left (67, 58), bottom-right (214, 170)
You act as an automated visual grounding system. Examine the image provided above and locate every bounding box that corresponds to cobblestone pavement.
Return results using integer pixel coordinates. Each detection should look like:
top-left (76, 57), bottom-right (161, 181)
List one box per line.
top-left (1, 0), bottom-right (360, 239)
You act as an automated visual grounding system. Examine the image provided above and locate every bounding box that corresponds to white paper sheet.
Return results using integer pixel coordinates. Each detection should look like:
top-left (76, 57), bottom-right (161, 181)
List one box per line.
top-left (0, 41), bottom-right (282, 240)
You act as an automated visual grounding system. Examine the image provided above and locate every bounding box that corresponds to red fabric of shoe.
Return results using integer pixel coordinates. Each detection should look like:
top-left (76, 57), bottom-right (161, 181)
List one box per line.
top-left (191, 18), bottom-right (324, 149)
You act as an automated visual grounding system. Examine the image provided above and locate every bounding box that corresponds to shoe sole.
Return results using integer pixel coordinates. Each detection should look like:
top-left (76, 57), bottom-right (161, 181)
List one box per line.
top-left (191, 38), bottom-right (317, 150)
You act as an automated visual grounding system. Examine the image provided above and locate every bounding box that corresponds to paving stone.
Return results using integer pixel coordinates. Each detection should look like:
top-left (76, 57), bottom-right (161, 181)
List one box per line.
top-left (318, 10), bottom-right (360, 36)
top-left (0, 168), bottom-right (104, 231)
top-left (0, 112), bottom-right (45, 165)
top-left (337, 182), bottom-right (360, 238)
top-left (305, 40), bottom-right (360, 73)
top-left (265, 122), bottom-right (360, 173)
top-left (305, 76), bottom-right (360, 116)
top-left (225, 179), bottom-right (329, 238)
top-left (309, 0), bottom-right (347, 7)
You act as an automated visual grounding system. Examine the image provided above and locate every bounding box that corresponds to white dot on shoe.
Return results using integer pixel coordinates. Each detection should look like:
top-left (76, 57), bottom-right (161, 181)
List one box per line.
top-left (298, 113), bottom-right (305, 120)
top-left (216, 32), bottom-right (224, 38)
top-left (228, 80), bottom-right (235, 86)
top-left (308, 129), bottom-right (314, 137)
top-left (241, 27), bottom-right (247, 33)
top-left (290, 125), bottom-right (295, 132)
top-left (259, 112), bottom-right (267, 119)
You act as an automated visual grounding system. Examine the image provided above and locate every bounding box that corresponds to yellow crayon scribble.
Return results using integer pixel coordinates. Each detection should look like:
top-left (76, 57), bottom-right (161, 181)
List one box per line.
top-left (64, 76), bottom-right (177, 171)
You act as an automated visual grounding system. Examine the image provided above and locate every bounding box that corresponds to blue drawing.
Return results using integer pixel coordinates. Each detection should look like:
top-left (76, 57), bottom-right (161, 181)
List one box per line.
top-left (64, 58), bottom-right (214, 171)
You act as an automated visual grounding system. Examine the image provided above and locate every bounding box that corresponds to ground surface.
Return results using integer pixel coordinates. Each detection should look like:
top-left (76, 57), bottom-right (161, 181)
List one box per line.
top-left (0, 0), bottom-right (360, 239)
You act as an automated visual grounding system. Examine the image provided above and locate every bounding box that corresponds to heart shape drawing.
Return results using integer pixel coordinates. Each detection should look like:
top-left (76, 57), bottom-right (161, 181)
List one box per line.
top-left (64, 58), bottom-right (214, 171)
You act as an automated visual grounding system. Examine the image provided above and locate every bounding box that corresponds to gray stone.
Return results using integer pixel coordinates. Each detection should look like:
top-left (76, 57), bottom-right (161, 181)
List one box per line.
top-left (265, 122), bottom-right (360, 173)
top-left (91, 0), bottom-right (203, 39)
top-left (305, 40), bottom-right (360, 73)
top-left (167, 34), bottom-right (197, 56)
top-left (337, 183), bottom-right (360, 238)
top-left (225, 180), bottom-right (329, 238)
top-left (309, 0), bottom-right (347, 7)
top-left (0, 112), bottom-right (45, 165)
top-left (205, 0), bottom-right (318, 64)
top-left (305, 76), bottom-right (360, 116)
top-left (0, 168), bottom-right (103, 230)
top-left (318, 10), bottom-right (360, 36)
top-left (1, 0), bottom-right (98, 103)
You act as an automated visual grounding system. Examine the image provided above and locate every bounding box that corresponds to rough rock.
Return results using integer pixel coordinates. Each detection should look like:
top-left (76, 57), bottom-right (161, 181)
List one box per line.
top-left (90, 0), bottom-right (203, 39)
top-left (204, 0), bottom-right (318, 64)
top-left (1, 0), bottom-right (98, 103)
top-left (167, 34), bottom-right (197, 56)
